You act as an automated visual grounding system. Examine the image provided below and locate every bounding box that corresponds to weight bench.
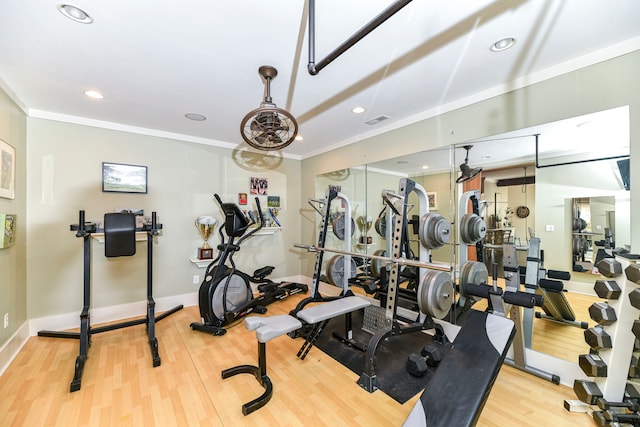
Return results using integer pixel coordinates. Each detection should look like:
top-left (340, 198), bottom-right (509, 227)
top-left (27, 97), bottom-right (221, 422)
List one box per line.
top-left (403, 310), bottom-right (515, 427)
top-left (222, 296), bottom-right (371, 415)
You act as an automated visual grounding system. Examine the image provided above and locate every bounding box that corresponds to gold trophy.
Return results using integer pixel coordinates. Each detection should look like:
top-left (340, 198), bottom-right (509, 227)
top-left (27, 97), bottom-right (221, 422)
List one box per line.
top-left (357, 215), bottom-right (373, 244)
top-left (195, 215), bottom-right (216, 259)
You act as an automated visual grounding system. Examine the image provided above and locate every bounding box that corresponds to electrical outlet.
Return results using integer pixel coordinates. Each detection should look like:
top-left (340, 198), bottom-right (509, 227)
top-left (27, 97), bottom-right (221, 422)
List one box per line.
top-left (545, 224), bottom-right (554, 232)
top-left (3, 313), bottom-right (8, 329)
top-left (193, 275), bottom-right (200, 284)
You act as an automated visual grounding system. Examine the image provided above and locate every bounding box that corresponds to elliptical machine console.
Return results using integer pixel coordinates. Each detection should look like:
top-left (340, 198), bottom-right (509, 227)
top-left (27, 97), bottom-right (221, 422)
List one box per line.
top-left (190, 194), bottom-right (308, 336)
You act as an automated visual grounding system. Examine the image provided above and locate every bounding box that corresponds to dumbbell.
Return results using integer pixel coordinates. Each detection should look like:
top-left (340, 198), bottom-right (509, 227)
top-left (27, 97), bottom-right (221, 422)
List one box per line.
top-left (597, 397), bottom-right (640, 413)
top-left (589, 302), bottom-right (617, 326)
top-left (585, 326), bottom-right (612, 351)
top-left (594, 280), bottom-right (622, 299)
top-left (632, 321), bottom-right (640, 340)
top-left (596, 258), bottom-right (623, 278)
top-left (630, 356), bottom-right (640, 379)
top-left (573, 379), bottom-right (603, 404)
top-left (630, 289), bottom-right (640, 311)
top-left (626, 263), bottom-right (640, 285)
top-left (579, 353), bottom-right (607, 377)
top-left (593, 410), bottom-right (640, 426)
top-left (406, 343), bottom-right (443, 377)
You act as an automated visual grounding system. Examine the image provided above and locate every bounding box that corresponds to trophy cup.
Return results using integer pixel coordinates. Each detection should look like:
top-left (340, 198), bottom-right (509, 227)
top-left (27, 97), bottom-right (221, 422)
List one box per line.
top-left (195, 215), bottom-right (216, 259)
top-left (357, 215), bottom-right (373, 244)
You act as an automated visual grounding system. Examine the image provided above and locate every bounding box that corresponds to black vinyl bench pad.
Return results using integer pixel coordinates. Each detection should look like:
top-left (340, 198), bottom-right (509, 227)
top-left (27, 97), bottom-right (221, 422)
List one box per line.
top-left (403, 310), bottom-right (515, 427)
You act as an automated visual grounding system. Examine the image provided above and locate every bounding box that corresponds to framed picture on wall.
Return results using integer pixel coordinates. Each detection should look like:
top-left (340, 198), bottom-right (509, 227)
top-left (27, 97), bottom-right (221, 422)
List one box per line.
top-left (427, 192), bottom-right (438, 210)
top-left (102, 162), bottom-right (148, 194)
top-left (0, 139), bottom-right (16, 199)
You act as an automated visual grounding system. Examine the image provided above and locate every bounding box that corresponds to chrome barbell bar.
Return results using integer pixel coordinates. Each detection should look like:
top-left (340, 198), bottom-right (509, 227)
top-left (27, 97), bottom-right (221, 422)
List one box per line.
top-left (293, 243), bottom-right (451, 272)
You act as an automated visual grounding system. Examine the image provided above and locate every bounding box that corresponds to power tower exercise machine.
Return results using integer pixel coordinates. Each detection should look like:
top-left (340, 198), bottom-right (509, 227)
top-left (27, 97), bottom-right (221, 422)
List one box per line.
top-left (38, 210), bottom-right (183, 392)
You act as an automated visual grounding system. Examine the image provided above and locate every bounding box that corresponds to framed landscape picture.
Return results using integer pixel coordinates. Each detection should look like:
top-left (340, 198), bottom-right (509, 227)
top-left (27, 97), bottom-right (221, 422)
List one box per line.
top-left (102, 162), bottom-right (148, 194)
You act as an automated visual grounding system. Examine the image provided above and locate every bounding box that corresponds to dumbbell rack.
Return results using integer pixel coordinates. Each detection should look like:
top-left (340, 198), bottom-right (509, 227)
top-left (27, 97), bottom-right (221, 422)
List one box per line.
top-left (573, 253), bottom-right (640, 406)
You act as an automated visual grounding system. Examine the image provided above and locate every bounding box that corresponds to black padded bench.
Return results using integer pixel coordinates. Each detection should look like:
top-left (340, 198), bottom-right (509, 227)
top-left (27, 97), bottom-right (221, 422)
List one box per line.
top-left (403, 310), bottom-right (515, 427)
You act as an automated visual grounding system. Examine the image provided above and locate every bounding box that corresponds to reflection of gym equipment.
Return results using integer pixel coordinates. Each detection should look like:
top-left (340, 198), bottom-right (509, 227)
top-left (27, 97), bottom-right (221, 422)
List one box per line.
top-left (453, 190), bottom-right (487, 321)
top-left (325, 192), bottom-right (356, 289)
top-left (534, 268), bottom-right (589, 329)
top-left (38, 210), bottom-right (183, 392)
top-left (190, 195), bottom-right (307, 336)
top-left (466, 238), bottom-right (560, 384)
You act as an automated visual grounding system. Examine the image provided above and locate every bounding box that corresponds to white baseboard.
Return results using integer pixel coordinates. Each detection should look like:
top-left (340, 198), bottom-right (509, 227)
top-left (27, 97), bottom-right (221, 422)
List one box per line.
top-left (0, 321), bottom-right (30, 377)
top-left (28, 292), bottom-right (198, 336)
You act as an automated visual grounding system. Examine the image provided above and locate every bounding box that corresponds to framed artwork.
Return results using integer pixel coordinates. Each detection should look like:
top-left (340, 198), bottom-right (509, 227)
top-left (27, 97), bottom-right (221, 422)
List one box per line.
top-left (0, 213), bottom-right (16, 248)
top-left (250, 177), bottom-right (268, 195)
top-left (267, 196), bottom-right (280, 208)
top-left (0, 139), bottom-right (16, 199)
top-left (238, 193), bottom-right (248, 205)
top-left (427, 192), bottom-right (438, 210)
top-left (102, 162), bottom-right (148, 194)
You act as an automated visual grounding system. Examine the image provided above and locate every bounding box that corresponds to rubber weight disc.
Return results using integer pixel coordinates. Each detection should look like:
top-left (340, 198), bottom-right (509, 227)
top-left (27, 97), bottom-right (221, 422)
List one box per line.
top-left (460, 213), bottom-right (487, 244)
top-left (326, 254), bottom-right (357, 287)
top-left (459, 261), bottom-right (488, 300)
top-left (332, 213), bottom-right (356, 240)
top-left (419, 212), bottom-right (451, 249)
top-left (418, 269), bottom-right (454, 319)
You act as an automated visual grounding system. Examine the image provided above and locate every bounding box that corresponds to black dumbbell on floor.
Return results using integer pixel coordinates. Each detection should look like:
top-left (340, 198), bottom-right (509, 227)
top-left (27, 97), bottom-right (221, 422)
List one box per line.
top-left (406, 342), bottom-right (443, 377)
top-left (593, 410), bottom-right (640, 426)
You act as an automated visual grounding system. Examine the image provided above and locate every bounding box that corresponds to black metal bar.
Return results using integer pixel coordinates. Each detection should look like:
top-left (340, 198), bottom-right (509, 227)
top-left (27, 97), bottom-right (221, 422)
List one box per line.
top-left (307, 0), bottom-right (414, 75)
top-left (535, 133), bottom-right (629, 168)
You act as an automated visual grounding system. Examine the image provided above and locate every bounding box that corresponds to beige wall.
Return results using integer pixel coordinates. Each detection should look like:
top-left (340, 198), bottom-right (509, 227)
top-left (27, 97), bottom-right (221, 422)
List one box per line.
top-left (301, 51), bottom-right (639, 276)
top-left (0, 86), bottom-right (27, 347)
top-left (26, 119), bottom-right (302, 319)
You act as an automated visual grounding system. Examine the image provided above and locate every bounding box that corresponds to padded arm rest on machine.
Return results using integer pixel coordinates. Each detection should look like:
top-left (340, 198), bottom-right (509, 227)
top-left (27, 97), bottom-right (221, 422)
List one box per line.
top-left (503, 291), bottom-right (543, 308)
top-left (463, 283), bottom-right (499, 300)
top-left (403, 310), bottom-right (515, 427)
top-left (296, 296), bottom-right (371, 324)
top-left (547, 270), bottom-right (571, 281)
top-left (539, 278), bottom-right (564, 292)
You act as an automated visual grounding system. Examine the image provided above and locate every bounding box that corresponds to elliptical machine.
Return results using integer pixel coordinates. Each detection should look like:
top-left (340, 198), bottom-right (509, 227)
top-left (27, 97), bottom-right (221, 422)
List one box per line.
top-left (190, 194), bottom-right (308, 336)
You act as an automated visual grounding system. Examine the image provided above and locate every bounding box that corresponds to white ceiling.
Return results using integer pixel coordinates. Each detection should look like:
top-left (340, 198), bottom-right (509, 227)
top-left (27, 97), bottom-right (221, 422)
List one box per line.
top-left (1, 1), bottom-right (639, 160)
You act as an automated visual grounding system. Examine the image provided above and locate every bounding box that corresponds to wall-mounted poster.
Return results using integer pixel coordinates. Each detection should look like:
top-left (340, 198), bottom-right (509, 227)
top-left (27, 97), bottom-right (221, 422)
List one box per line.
top-left (0, 213), bottom-right (16, 248)
top-left (250, 177), bottom-right (268, 195)
top-left (0, 139), bottom-right (16, 199)
top-left (267, 196), bottom-right (280, 208)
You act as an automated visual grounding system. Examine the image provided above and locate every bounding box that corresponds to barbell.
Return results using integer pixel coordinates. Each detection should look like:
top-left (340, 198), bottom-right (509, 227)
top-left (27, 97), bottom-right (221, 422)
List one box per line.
top-left (294, 243), bottom-right (451, 272)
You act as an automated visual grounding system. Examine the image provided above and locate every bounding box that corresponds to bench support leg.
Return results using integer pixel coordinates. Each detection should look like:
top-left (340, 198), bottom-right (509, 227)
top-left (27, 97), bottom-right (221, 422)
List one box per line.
top-left (221, 341), bottom-right (273, 416)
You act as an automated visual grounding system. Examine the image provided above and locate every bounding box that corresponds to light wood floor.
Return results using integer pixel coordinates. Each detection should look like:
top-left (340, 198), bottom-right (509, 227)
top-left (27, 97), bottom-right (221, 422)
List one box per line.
top-left (0, 294), bottom-right (593, 426)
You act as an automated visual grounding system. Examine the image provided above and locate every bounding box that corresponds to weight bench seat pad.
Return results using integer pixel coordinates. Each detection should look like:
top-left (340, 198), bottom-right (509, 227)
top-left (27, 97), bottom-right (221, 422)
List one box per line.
top-left (245, 315), bottom-right (302, 343)
top-left (297, 296), bottom-right (371, 324)
top-left (403, 310), bottom-right (515, 427)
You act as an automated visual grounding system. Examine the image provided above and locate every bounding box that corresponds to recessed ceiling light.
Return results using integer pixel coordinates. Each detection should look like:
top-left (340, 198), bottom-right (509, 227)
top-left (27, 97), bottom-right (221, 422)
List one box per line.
top-left (84, 90), bottom-right (103, 99)
top-left (481, 155), bottom-right (491, 160)
top-left (295, 135), bottom-right (304, 141)
top-left (185, 113), bottom-right (206, 121)
top-left (57, 4), bottom-right (93, 24)
top-left (351, 106), bottom-right (365, 114)
top-left (490, 37), bottom-right (516, 52)
top-left (421, 165), bottom-right (429, 170)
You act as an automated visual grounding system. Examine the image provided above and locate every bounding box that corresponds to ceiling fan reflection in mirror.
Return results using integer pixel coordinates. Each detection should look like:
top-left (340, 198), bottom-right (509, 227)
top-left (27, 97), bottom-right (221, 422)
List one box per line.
top-left (240, 65), bottom-right (298, 151)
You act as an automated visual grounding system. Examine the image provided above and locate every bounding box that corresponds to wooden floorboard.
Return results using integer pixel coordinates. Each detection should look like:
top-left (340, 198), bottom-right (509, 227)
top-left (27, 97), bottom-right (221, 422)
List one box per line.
top-left (0, 294), bottom-right (593, 426)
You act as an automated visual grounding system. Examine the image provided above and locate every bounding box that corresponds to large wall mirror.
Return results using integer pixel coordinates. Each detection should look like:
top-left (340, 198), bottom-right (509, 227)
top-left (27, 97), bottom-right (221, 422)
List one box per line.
top-left (315, 105), bottom-right (630, 365)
